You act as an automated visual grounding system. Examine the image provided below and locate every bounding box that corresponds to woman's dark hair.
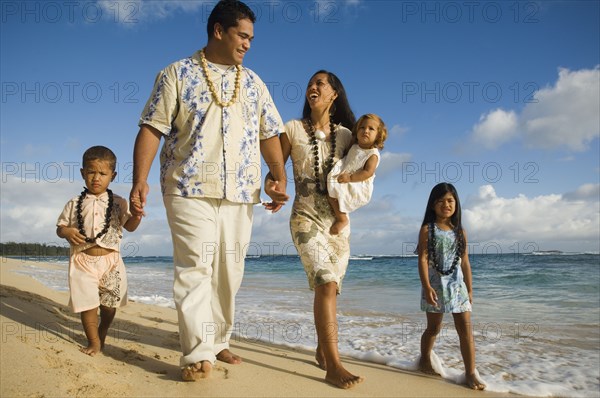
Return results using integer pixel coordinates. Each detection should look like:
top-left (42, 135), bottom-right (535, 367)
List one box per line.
top-left (302, 70), bottom-right (356, 129)
top-left (421, 182), bottom-right (465, 256)
top-left (207, 0), bottom-right (256, 38)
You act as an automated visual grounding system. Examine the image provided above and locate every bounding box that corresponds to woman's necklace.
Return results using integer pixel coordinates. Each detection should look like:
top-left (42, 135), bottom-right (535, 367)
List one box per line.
top-left (305, 118), bottom-right (336, 194)
top-left (76, 188), bottom-right (113, 243)
top-left (200, 48), bottom-right (242, 107)
top-left (428, 222), bottom-right (461, 276)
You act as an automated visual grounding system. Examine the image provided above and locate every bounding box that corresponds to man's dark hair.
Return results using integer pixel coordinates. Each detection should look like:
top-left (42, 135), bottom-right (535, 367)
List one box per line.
top-left (207, 0), bottom-right (256, 38)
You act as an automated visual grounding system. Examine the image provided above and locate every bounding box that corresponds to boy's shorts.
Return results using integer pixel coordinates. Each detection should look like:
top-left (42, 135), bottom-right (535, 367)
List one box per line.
top-left (68, 251), bottom-right (128, 313)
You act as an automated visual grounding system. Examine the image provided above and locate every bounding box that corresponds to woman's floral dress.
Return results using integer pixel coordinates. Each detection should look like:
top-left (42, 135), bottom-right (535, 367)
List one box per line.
top-left (285, 119), bottom-right (353, 294)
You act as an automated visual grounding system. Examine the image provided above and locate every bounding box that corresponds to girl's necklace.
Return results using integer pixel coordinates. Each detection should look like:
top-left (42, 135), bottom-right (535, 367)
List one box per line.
top-left (76, 188), bottom-right (113, 243)
top-left (200, 48), bottom-right (242, 107)
top-left (428, 222), bottom-right (461, 276)
top-left (305, 118), bottom-right (336, 194)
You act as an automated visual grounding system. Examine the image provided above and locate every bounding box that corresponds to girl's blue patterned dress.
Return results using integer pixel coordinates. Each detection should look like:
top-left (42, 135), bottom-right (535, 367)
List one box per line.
top-left (421, 224), bottom-right (472, 313)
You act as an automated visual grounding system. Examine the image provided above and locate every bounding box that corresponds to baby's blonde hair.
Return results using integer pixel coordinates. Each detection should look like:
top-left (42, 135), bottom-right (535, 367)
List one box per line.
top-left (352, 113), bottom-right (388, 150)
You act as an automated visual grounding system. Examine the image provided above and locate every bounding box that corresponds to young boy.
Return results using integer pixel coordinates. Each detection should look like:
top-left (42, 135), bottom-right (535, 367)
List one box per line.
top-left (57, 146), bottom-right (141, 355)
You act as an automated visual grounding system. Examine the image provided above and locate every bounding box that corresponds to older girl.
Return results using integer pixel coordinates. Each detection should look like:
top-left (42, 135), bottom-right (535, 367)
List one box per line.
top-left (417, 182), bottom-right (486, 390)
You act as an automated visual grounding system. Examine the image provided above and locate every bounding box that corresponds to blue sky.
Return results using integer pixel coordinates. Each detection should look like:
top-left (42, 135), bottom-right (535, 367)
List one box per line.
top-left (1, 0), bottom-right (599, 256)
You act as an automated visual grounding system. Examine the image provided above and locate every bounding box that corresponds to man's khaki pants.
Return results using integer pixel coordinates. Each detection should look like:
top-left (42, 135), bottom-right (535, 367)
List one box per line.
top-left (164, 195), bottom-right (253, 366)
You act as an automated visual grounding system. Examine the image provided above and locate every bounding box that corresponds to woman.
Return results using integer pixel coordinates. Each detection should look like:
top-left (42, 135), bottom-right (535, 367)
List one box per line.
top-left (266, 70), bottom-right (362, 389)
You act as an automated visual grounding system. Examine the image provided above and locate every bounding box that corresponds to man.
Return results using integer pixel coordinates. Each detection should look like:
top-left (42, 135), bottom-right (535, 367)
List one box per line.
top-left (129, 0), bottom-right (288, 381)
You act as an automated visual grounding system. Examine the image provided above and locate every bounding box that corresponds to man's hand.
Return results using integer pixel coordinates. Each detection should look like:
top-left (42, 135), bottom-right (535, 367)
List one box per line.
top-left (263, 178), bottom-right (289, 213)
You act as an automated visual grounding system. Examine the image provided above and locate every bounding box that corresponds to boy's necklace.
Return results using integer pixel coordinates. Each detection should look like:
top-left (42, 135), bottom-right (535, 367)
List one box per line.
top-left (76, 188), bottom-right (113, 243)
top-left (305, 118), bottom-right (336, 194)
top-left (428, 222), bottom-right (460, 276)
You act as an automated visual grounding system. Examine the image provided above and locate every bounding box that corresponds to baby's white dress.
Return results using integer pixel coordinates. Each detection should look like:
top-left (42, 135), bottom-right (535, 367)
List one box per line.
top-left (327, 144), bottom-right (380, 213)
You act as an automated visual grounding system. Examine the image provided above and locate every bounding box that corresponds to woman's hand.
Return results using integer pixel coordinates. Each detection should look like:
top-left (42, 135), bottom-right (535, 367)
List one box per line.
top-left (263, 176), bottom-right (289, 213)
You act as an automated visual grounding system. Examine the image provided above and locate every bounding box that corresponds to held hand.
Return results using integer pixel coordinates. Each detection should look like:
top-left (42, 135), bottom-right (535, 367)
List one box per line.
top-left (337, 173), bottom-right (352, 183)
top-left (263, 179), bottom-right (289, 213)
top-left (262, 201), bottom-right (284, 213)
top-left (130, 181), bottom-right (149, 217)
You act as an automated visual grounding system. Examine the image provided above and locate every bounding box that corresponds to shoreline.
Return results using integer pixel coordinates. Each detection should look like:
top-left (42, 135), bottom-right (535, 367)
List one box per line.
top-left (1, 257), bottom-right (511, 397)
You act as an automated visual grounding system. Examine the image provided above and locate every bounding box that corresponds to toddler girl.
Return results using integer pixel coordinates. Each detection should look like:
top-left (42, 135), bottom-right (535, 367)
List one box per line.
top-left (327, 113), bottom-right (387, 234)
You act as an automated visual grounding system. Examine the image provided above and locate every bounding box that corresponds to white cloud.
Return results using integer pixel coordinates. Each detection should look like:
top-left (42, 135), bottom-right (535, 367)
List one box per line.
top-left (347, 196), bottom-right (419, 255)
top-left (562, 183), bottom-right (600, 201)
top-left (522, 67), bottom-right (600, 151)
top-left (99, 0), bottom-right (363, 25)
top-left (464, 184), bottom-right (600, 252)
top-left (23, 143), bottom-right (53, 157)
top-left (470, 109), bottom-right (519, 149)
top-left (97, 0), bottom-right (209, 24)
top-left (377, 151), bottom-right (412, 178)
top-left (3, 178), bottom-right (598, 255)
top-left (390, 124), bottom-right (409, 137)
top-left (469, 67), bottom-right (600, 151)
top-left (0, 177), bottom-right (171, 255)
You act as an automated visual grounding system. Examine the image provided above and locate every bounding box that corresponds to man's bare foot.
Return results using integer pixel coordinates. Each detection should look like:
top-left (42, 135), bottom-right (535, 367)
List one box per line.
top-left (329, 219), bottom-right (349, 235)
top-left (466, 373), bottom-right (486, 390)
top-left (80, 340), bottom-right (102, 356)
top-left (216, 349), bottom-right (242, 364)
top-left (181, 361), bottom-right (212, 381)
top-left (315, 345), bottom-right (327, 370)
top-left (325, 366), bottom-right (364, 389)
top-left (418, 356), bottom-right (439, 375)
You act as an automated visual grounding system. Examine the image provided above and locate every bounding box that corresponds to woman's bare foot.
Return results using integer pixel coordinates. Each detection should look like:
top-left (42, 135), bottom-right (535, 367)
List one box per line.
top-left (80, 339), bottom-right (102, 356)
top-left (181, 361), bottom-right (212, 381)
top-left (315, 345), bottom-right (327, 370)
top-left (329, 219), bottom-right (349, 235)
top-left (418, 356), bottom-right (439, 375)
top-left (216, 349), bottom-right (242, 364)
top-left (466, 373), bottom-right (486, 390)
top-left (325, 366), bottom-right (364, 389)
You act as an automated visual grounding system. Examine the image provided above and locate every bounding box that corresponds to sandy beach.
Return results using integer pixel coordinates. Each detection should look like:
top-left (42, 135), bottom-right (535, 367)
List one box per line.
top-left (0, 257), bottom-right (511, 397)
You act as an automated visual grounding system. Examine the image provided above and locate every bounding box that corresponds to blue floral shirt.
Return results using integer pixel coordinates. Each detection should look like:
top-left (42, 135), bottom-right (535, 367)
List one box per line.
top-left (139, 50), bottom-right (284, 203)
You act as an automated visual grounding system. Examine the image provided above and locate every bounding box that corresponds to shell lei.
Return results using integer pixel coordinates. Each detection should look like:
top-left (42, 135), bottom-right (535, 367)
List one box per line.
top-left (199, 48), bottom-right (241, 108)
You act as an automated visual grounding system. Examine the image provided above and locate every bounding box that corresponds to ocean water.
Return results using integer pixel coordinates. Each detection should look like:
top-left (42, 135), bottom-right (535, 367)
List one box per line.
top-left (7, 253), bottom-right (600, 397)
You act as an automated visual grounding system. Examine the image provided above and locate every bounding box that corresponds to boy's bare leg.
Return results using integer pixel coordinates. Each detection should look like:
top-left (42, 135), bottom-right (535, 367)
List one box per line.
top-left (98, 305), bottom-right (117, 349)
top-left (80, 308), bottom-right (102, 356)
top-left (327, 196), bottom-right (349, 235)
top-left (314, 283), bottom-right (363, 389)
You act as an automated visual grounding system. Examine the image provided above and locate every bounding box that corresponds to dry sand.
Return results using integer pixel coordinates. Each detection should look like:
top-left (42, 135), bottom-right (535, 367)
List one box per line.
top-left (0, 257), bottom-right (511, 397)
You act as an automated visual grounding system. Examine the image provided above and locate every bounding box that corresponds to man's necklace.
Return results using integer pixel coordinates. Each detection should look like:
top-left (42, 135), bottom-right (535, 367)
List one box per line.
top-left (305, 118), bottom-right (336, 194)
top-left (200, 48), bottom-right (242, 107)
top-left (76, 188), bottom-right (113, 243)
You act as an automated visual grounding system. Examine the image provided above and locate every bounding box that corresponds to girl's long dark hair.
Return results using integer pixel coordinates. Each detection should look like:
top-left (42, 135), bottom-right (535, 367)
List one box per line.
top-left (302, 70), bottom-right (356, 129)
top-left (421, 182), bottom-right (466, 257)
